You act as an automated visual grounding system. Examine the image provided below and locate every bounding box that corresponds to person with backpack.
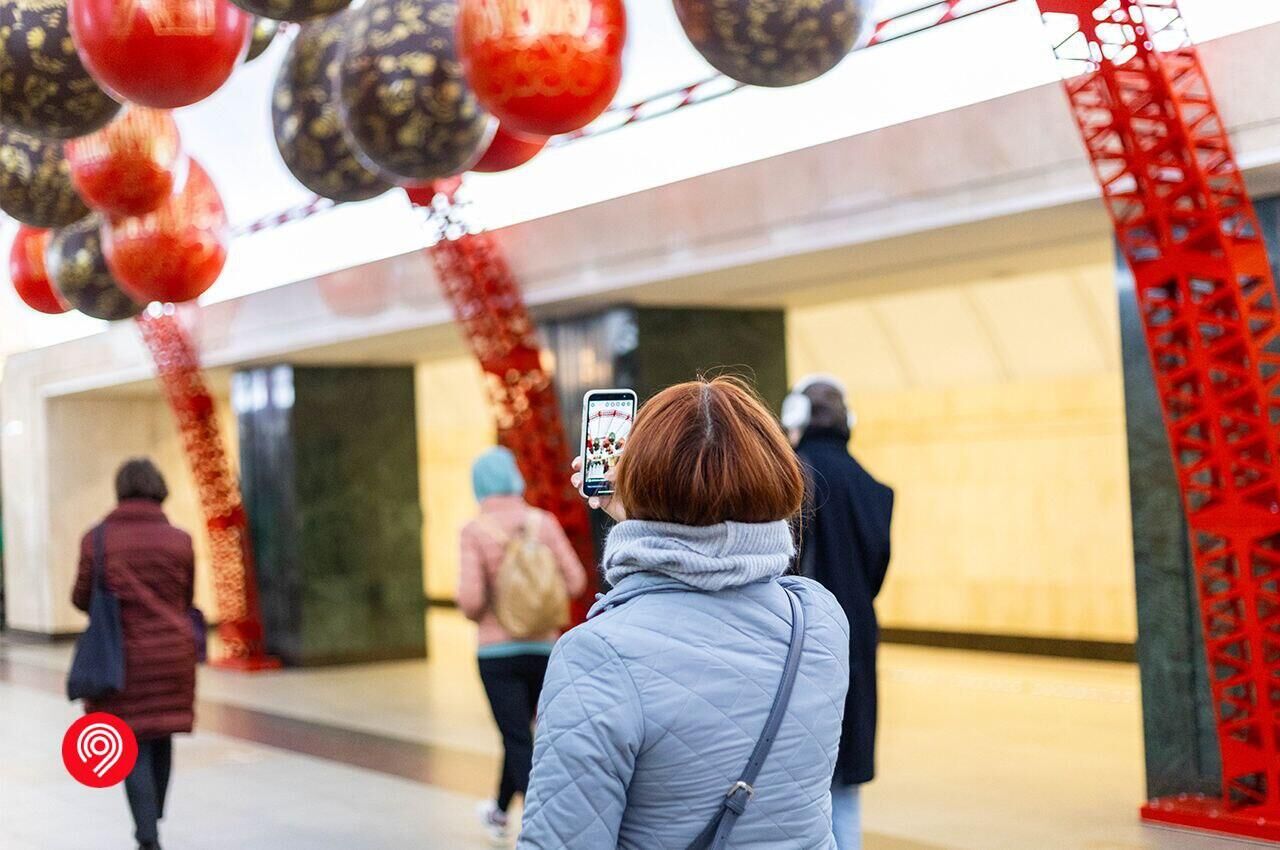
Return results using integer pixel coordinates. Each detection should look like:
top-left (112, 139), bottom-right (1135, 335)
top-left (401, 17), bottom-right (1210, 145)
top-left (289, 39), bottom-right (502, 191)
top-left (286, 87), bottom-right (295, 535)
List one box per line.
top-left (518, 377), bottom-right (850, 849)
top-left (459, 446), bottom-right (587, 843)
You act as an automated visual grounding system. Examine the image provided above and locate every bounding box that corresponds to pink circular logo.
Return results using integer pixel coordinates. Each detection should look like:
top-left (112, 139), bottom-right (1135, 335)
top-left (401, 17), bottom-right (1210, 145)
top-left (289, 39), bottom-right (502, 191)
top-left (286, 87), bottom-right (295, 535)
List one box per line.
top-left (62, 712), bottom-right (138, 788)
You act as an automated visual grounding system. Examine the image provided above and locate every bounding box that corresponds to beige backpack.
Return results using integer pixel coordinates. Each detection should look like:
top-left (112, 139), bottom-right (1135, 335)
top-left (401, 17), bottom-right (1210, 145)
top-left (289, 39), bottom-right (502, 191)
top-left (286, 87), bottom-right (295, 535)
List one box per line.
top-left (481, 512), bottom-right (569, 639)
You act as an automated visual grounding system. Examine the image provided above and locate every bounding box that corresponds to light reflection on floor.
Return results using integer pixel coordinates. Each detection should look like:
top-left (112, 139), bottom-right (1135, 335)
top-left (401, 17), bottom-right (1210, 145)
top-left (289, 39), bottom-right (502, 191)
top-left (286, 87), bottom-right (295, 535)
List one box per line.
top-left (0, 611), bottom-right (1256, 849)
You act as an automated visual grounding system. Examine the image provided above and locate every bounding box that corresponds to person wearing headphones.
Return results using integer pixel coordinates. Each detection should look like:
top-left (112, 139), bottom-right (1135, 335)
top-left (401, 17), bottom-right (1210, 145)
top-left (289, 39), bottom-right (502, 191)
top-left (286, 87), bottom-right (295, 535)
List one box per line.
top-left (782, 375), bottom-right (895, 850)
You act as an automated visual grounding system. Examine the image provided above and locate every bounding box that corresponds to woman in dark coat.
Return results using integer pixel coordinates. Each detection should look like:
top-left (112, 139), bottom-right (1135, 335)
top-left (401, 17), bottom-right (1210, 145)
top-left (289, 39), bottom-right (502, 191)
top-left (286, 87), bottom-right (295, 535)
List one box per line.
top-left (784, 376), bottom-right (894, 850)
top-left (72, 458), bottom-right (196, 850)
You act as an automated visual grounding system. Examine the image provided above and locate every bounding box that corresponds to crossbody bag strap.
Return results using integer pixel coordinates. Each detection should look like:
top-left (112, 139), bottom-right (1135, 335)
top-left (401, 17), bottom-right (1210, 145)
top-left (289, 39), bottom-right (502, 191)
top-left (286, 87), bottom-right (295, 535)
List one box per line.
top-left (91, 524), bottom-right (107, 592)
top-left (687, 587), bottom-right (807, 850)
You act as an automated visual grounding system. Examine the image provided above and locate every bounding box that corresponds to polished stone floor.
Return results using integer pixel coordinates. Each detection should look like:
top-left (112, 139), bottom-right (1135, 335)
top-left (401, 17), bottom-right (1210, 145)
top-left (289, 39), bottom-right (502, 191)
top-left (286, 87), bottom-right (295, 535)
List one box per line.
top-left (0, 612), bottom-right (1256, 849)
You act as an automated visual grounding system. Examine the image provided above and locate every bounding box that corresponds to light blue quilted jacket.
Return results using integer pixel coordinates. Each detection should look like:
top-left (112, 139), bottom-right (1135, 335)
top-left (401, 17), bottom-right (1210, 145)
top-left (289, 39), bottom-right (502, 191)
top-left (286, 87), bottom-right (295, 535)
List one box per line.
top-left (518, 520), bottom-right (851, 849)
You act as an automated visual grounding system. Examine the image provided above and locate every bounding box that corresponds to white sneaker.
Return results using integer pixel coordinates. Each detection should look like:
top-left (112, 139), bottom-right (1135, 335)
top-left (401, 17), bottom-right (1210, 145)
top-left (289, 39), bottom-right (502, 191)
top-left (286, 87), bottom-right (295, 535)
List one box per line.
top-left (477, 800), bottom-right (509, 846)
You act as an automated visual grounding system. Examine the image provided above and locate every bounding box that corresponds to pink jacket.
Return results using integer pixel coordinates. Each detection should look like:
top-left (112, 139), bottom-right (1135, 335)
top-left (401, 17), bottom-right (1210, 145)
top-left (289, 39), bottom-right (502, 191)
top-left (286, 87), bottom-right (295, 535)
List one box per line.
top-left (458, 495), bottom-right (588, 647)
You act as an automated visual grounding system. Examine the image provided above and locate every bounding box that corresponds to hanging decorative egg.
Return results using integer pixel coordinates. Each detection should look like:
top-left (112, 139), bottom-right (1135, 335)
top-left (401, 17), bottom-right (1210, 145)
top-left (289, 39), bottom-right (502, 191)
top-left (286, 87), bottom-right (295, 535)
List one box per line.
top-left (102, 159), bottom-right (228, 305)
top-left (68, 0), bottom-right (251, 109)
top-left (471, 124), bottom-right (547, 173)
top-left (245, 16), bottom-right (281, 62)
top-left (458, 0), bottom-right (626, 137)
top-left (272, 14), bottom-right (390, 203)
top-left (339, 0), bottom-right (494, 185)
top-left (65, 107), bottom-right (183, 219)
top-left (0, 126), bottom-right (90, 228)
top-left (228, 0), bottom-right (350, 23)
top-left (10, 225), bottom-right (69, 314)
top-left (46, 215), bottom-right (144, 321)
top-left (671, 0), bottom-right (872, 88)
top-left (0, 0), bottom-right (120, 138)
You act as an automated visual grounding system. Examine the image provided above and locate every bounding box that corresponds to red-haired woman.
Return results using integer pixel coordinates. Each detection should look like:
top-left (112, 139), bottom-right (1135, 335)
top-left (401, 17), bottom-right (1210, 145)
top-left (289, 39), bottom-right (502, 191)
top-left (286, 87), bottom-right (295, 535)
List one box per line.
top-left (518, 378), bottom-right (851, 849)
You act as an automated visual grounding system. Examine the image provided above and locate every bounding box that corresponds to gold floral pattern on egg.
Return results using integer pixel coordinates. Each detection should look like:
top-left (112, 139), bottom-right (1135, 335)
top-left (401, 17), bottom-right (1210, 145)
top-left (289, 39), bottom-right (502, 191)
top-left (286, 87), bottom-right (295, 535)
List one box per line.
top-left (339, 0), bottom-right (492, 184)
top-left (272, 12), bottom-right (391, 202)
top-left (0, 0), bottom-right (120, 138)
top-left (47, 215), bottom-right (144, 321)
top-left (228, 0), bottom-right (351, 23)
top-left (673, 0), bottom-right (871, 88)
top-left (0, 124), bottom-right (89, 227)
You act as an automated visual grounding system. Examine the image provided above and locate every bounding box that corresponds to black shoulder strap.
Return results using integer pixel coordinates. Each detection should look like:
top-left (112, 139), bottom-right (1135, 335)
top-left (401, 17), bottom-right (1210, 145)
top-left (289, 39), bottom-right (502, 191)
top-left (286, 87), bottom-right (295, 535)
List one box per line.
top-left (687, 586), bottom-right (807, 850)
top-left (91, 524), bottom-right (107, 589)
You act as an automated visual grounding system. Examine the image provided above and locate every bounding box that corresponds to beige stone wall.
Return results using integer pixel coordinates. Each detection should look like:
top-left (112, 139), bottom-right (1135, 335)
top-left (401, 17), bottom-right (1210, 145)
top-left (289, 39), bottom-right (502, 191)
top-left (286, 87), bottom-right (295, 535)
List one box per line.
top-left (415, 357), bottom-right (496, 604)
top-left (788, 236), bottom-right (1136, 643)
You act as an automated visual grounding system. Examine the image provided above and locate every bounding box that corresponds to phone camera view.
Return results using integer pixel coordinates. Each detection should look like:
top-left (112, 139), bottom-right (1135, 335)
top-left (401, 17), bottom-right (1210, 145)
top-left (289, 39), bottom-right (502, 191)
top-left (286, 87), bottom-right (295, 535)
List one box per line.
top-left (584, 398), bottom-right (635, 485)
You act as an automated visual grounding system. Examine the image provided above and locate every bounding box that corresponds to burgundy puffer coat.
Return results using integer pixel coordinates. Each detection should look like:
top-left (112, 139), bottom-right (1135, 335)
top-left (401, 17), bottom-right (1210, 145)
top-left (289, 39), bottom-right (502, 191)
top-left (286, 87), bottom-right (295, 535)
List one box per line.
top-left (72, 499), bottom-right (197, 740)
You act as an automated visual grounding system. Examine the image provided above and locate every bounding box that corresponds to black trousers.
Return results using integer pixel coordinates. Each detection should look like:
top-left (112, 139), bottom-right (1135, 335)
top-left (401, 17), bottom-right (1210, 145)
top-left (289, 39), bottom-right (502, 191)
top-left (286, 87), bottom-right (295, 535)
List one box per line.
top-left (479, 653), bottom-right (551, 812)
top-left (124, 736), bottom-right (172, 845)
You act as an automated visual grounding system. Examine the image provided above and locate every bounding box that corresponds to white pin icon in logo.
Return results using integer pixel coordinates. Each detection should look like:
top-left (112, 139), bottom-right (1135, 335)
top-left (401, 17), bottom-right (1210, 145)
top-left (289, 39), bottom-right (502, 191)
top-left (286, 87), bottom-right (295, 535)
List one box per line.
top-left (76, 722), bottom-right (125, 778)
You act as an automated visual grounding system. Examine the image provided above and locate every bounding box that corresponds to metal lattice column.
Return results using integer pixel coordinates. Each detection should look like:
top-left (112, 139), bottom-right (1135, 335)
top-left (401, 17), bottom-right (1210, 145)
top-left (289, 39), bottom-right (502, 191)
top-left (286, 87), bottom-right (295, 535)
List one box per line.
top-left (425, 222), bottom-right (597, 619)
top-left (1037, 0), bottom-right (1280, 839)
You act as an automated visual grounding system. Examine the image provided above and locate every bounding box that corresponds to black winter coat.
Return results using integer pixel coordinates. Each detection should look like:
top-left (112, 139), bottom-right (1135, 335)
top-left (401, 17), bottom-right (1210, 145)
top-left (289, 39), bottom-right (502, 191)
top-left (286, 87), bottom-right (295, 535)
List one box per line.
top-left (796, 430), bottom-right (894, 786)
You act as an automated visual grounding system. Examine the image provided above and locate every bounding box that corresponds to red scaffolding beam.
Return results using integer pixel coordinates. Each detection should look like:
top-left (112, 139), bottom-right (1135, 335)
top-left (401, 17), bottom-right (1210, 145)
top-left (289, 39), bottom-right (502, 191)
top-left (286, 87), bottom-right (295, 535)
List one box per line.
top-left (135, 311), bottom-right (278, 671)
top-left (1036, 0), bottom-right (1280, 840)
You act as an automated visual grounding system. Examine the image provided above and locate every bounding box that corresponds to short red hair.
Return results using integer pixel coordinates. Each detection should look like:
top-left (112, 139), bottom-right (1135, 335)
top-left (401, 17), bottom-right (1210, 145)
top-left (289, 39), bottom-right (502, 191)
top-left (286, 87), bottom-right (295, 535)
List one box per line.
top-left (616, 377), bottom-right (804, 527)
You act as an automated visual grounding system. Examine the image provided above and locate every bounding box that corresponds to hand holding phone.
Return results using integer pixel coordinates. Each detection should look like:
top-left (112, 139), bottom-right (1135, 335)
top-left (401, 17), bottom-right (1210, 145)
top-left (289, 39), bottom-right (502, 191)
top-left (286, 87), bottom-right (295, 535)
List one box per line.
top-left (578, 389), bottom-right (637, 510)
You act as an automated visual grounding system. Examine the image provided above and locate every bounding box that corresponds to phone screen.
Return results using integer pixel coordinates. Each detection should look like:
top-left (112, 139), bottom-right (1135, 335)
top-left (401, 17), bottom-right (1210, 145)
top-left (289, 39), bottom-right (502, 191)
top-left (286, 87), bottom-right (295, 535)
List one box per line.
top-left (581, 390), bottom-right (637, 497)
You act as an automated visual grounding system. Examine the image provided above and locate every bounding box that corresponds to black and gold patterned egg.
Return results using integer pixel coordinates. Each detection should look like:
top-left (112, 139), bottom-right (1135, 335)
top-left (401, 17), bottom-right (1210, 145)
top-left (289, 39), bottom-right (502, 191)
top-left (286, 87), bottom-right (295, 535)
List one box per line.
top-left (230, 0), bottom-right (351, 23)
top-left (273, 14), bottom-right (391, 202)
top-left (0, 0), bottom-right (120, 138)
top-left (246, 16), bottom-right (282, 63)
top-left (672, 0), bottom-right (872, 88)
top-left (0, 125), bottom-right (89, 227)
top-left (338, 0), bottom-right (493, 184)
top-left (46, 215), bottom-right (144, 321)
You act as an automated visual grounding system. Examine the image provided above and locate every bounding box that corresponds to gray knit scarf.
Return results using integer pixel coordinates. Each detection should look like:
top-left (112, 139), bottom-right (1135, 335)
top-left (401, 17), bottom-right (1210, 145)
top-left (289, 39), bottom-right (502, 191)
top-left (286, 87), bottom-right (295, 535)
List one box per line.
top-left (602, 519), bottom-right (794, 591)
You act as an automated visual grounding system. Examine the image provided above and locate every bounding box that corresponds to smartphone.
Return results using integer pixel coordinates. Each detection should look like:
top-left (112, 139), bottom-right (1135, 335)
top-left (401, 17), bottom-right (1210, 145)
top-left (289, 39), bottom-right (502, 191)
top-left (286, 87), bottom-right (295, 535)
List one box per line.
top-left (580, 388), bottom-right (638, 498)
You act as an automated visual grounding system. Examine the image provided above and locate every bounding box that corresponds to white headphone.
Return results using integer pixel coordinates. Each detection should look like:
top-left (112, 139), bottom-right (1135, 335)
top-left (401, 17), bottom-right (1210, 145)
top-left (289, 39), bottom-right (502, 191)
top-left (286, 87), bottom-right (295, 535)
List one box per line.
top-left (780, 373), bottom-right (857, 432)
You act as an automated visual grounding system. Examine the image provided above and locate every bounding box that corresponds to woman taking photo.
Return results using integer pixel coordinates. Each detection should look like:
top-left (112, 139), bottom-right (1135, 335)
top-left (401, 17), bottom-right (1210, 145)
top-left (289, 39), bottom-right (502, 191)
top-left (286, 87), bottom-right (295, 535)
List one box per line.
top-left (459, 446), bottom-right (587, 842)
top-left (71, 458), bottom-right (197, 850)
top-left (519, 377), bottom-right (851, 849)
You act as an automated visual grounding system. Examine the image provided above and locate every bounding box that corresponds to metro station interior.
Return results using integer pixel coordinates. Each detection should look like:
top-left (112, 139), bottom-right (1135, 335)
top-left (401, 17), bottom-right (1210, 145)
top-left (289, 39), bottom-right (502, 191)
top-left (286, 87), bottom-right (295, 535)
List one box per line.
top-left (4, 1), bottom-right (1280, 848)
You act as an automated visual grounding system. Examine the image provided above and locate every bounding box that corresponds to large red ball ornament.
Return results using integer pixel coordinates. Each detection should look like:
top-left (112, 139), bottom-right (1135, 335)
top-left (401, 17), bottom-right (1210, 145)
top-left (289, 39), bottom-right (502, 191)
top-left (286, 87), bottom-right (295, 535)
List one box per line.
top-left (69, 0), bottom-right (251, 109)
top-left (65, 108), bottom-right (183, 219)
top-left (471, 124), bottom-right (547, 173)
top-left (10, 225), bottom-right (68, 314)
top-left (458, 0), bottom-right (626, 137)
top-left (103, 160), bottom-right (228, 304)
top-left (672, 0), bottom-right (872, 88)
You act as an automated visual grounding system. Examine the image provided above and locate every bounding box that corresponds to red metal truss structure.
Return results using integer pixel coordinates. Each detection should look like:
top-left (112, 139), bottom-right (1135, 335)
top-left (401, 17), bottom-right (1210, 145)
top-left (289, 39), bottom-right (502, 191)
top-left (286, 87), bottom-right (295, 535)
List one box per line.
top-left (135, 311), bottom-right (277, 670)
top-left (1036, 0), bottom-right (1280, 839)
top-left (420, 196), bottom-right (596, 619)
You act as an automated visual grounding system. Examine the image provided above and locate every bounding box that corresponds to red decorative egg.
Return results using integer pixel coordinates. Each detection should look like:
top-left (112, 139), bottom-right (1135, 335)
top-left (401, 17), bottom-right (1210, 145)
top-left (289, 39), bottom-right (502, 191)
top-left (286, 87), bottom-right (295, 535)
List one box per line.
top-left (103, 160), bottom-right (229, 304)
top-left (10, 225), bottom-right (68, 314)
top-left (471, 124), bottom-right (548, 173)
top-left (69, 0), bottom-right (251, 109)
top-left (65, 108), bottom-right (183, 219)
top-left (458, 0), bottom-right (626, 137)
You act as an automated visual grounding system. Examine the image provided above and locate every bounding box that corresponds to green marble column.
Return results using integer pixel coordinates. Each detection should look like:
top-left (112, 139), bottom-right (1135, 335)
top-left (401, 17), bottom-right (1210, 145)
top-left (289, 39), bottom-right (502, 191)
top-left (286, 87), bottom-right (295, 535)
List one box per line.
top-left (235, 365), bottom-right (426, 666)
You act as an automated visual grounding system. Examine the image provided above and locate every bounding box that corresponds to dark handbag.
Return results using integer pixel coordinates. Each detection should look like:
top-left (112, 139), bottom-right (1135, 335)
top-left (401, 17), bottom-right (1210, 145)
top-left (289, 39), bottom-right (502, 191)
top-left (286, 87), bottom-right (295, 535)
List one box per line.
top-left (66, 525), bottom-right (126, 701)
top-left (189, 606), bottom-right (208, 662)
top-left (687, 587), bottom-right (807, 850)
